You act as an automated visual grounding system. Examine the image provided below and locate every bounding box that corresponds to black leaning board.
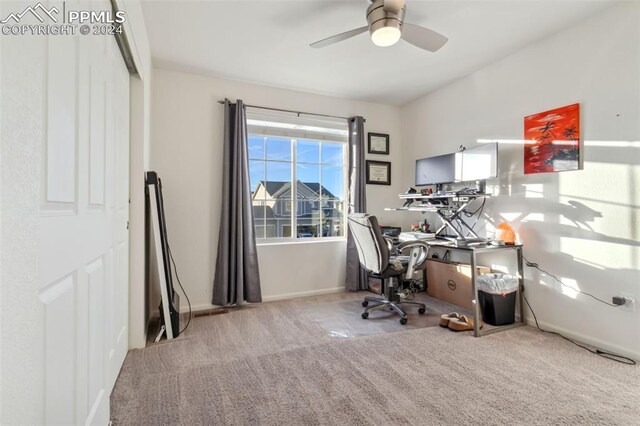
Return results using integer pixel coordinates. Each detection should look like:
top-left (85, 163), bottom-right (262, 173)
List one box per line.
top-left (145, 171), bottom-right (180, 337)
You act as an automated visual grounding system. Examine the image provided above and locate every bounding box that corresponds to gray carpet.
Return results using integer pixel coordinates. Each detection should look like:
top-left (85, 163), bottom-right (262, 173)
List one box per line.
top-left (111, 293), bottom-right (640, 425)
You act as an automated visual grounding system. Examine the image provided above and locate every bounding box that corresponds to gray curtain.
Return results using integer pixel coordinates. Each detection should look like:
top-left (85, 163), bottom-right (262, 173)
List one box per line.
top-left (213, 99), bottom-right (262, 306)
top-left (346, 116), bottom-right (369, 291)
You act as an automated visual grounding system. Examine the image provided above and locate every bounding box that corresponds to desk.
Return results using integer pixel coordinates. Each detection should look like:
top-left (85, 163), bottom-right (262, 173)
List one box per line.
top-left (425, 241), bottom-right (525, 337)
top-left (387, 192), bottom-right (523, 336)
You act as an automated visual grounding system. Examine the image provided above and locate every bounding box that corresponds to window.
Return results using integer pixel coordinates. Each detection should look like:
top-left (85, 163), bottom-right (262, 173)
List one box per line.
top-left (248, 112), bottom-right (348, 241)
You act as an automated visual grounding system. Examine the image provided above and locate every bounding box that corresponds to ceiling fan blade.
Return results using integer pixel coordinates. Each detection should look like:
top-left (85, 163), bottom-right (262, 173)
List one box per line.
top-left (383, 0), bottom-right (405, 14)
top-left (310, 26), bottom-right (369, 48)
top-left (401, 23), bottom-right (448, 52)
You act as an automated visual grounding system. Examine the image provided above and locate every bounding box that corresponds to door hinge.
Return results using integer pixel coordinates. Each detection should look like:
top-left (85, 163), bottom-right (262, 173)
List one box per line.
top-left (126, 221), bottom-right (130, 230)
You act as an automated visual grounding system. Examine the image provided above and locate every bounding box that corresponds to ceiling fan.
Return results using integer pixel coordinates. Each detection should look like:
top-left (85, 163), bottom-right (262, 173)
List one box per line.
top-left (309, 0), bottom-right (447, 52)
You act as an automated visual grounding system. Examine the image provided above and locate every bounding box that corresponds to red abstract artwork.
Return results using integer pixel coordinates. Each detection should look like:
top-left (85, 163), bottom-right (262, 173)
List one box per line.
top-left (524, 103), bottom-right (580, 174)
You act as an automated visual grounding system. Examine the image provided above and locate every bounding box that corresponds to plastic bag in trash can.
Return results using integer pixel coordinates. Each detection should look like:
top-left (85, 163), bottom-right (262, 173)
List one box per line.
top-left (476, 273), bottom-right (519, 295)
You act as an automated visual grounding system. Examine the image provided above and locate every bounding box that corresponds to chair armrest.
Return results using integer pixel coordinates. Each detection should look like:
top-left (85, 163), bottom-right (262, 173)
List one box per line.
top-left (396, 240), bottom-right (430, 251)
top-left (396, 241), bottom-right (431, 272)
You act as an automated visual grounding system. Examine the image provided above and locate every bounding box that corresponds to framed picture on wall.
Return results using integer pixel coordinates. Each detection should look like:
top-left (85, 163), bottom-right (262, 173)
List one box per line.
top-left (366, 160), bottom-right (391, 185)
top-left (524, 103), bottom-right (580, 174)
top-left (368, 133), bottom-right (390, 155)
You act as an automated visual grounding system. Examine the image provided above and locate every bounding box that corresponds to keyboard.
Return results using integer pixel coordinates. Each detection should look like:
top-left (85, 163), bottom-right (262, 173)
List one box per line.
top-left (399, 232), bottom-right (436, 242)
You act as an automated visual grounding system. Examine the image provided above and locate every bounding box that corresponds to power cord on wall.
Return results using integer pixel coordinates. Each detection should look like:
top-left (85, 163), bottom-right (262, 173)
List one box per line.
top-left (520, 253), bottom-right (635, 365)
top-left (522, 255), bottom-right (618, 307)
top-left (168, 244), bottom-right (192, 334)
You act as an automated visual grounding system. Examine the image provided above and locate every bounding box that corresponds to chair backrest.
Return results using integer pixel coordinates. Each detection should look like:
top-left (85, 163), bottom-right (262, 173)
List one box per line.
top-left (348, 213), bottom-right (390, 274)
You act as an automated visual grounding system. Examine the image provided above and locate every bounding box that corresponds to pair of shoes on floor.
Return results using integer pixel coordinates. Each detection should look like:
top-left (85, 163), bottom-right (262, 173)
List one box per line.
top-left (439, 312), bottom-right (483, 332)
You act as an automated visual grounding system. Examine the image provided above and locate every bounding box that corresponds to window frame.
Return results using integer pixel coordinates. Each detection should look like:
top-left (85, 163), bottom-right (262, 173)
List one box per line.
top-left (250, 133), bottom-right (349, 245)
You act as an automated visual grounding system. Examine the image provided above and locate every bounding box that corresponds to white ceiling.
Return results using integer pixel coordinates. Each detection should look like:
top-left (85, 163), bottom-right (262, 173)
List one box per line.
top-left (141, 0), bottom-right (617, 105)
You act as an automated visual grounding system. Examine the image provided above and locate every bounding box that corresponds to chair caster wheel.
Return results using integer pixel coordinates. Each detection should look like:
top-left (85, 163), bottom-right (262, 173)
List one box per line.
top-left (418, 308), bottom-right (426, 315)
top-left (400, 318), bottom-right (408, 325)
top-left (362, 301), bottom-right (369, 307)
top-left (361, 312), bottom-right (369, 319)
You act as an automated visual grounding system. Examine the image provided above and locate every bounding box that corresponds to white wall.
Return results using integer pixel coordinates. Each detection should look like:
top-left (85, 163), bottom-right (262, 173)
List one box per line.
top-left (150, 66), bottom-right (406, 311)
top-left (401, 3), bottom-right (640, 358)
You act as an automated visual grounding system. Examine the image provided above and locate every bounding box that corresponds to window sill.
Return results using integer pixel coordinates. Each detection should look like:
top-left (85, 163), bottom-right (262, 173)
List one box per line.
top-left (257, 237), bottom-right (347, 247)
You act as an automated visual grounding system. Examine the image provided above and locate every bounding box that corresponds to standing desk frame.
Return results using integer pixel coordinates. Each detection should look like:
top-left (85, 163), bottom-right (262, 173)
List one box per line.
top-left (391, 192), bottom-right (489, 239)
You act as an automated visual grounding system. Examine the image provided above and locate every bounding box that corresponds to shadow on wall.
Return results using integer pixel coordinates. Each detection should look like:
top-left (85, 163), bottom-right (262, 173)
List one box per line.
top-left (474, 139), bottom-right (639, 309)
top-left (486, 185), bottom-right (638, 249)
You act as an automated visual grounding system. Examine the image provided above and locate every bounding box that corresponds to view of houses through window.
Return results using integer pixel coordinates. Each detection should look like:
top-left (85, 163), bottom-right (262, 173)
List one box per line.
top-left (249, 135), bottom-right (347, 239)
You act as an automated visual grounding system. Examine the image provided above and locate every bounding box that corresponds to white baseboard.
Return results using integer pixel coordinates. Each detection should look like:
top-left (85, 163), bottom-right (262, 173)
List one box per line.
top-left (262, 286), bottom-right (346, 302)
top-left (526, 317), bottom-right (639, 361)
top-left (184, 303), bottom-right (219, 312)
top-left (185, 287), bottom-right (347, 313)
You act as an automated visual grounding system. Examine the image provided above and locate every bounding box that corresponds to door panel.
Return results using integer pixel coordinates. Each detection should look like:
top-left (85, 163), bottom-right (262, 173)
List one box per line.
top-left (45, 33), bottom-right (77, 206)
top-left (38, 0), bottom-right (130, 424)
top-left (39, 274), bottom-right (77, 424)
top-left (89, 64), bottom-right (107, 207)
top-left (87, 257), bottom-right (106, 423)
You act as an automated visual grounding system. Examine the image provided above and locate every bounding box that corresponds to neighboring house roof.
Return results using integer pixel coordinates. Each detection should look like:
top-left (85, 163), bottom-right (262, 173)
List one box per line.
top-left (256, 180), bottom-right (337, 199)
top-left (302, 182), bottom-right (336, 199)
top-left (261, 181), bottom-right (289, 196)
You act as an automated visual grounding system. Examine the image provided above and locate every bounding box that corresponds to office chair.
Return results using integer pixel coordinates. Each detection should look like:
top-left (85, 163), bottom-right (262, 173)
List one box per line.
top-left (348, 213), bottom-right (430, 324)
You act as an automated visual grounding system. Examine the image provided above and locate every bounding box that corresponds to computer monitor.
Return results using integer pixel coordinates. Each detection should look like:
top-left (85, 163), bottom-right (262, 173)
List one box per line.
top-left (457, 143), bottom-right (498, 182)
top-left (415, 153), bottom-right (457, 186)
top-left (380, 226), bottom-right (402, 238)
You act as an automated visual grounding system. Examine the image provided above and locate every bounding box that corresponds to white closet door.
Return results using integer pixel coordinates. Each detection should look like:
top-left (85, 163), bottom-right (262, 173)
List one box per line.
top-left (38, 1), bottom-right (130, 424)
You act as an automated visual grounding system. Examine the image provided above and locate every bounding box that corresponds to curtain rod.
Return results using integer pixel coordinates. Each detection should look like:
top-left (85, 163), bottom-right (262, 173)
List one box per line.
top-left (217, 100), bottom-right (365, 123)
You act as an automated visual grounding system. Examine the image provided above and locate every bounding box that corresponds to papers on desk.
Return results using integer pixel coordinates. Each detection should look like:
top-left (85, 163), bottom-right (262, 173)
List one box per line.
top-left (399, 231), bottom-right (436, 242)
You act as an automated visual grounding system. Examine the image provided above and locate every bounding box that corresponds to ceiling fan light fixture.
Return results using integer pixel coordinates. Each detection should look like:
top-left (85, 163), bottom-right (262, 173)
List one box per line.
top-left (309, 0), bottom-right (448, 53)
top-left (366, 0), bottom-right (405, 48)
top-left (371, 26), bottom-right (401, 47)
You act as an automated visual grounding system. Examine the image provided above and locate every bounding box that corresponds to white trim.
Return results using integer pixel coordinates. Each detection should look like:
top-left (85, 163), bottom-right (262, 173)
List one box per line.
top-left (527, 318), bottom-right (640, 361)
top-left (113, 0), bottom-right (145, 79)
top-left (291, 139), bottom-right (297, 232)
top-left (187, 287), bottom-right (346, 312)
top-left (262, 287), bottom-right (346, 302)
top-left (257, 237), bottom-right (347, 246)
top-left (188, 303), bottom-right (223, 313)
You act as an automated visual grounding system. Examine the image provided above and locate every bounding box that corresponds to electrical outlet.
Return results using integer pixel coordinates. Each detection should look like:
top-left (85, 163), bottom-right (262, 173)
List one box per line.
top-left (619, 292), bottom-right (636, 312)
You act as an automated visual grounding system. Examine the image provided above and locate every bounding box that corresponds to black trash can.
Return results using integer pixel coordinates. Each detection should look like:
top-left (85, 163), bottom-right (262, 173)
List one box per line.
top-left (478, 290), bottom-right (517, 326)
top-left (476, 273), bottom-right (519, 326)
